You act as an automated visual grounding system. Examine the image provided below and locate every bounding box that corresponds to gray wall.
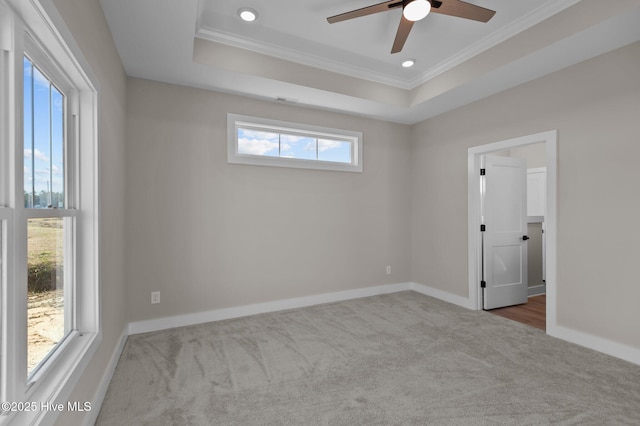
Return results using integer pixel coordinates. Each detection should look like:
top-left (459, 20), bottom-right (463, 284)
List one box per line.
top-left (411, 41), bottom-right (640, 349)
top-left (124, 78), bottom-right (412, 323)
top-left (51, 0), bottom-right (128, 424)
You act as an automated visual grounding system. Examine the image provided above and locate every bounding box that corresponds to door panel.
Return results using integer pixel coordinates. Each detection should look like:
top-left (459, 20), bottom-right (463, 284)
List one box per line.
top-left (482, 155), bottom-right (528, 310)
top-left (492, 245), bottom-right (522, 285)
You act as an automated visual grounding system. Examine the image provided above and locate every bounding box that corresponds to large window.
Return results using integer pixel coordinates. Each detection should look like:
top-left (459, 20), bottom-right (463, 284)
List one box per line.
top-left (228, 114), bottom-right (363, 172)
top-left (1, 1), bottom-right (100, 424)
top-left (23, 56), bottom-right (73, 376)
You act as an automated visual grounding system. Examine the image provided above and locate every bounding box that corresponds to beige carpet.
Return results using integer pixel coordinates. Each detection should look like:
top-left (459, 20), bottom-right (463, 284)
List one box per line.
top-left (96, 291), bottom-right (640, 425)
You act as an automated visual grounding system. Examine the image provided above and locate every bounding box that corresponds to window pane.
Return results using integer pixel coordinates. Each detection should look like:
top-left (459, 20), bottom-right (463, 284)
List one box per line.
top-left (50, 87), bottom-right (65, 207)
top-left (317, 139), bottom-right (352, 164)
top-left (237, 128), bottom-right (279, 157)
top-left (27, 217), bottom-right (66, 375)
top-left (23, 57), bottom-right (33, 207)
top-left (280, 134), bottom-right (316, 160)
top-left (23, 57), bottom-right (65, 209)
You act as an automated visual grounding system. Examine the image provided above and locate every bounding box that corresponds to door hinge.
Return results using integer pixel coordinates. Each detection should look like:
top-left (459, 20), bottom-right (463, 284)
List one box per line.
top-left (480, 168), bottom-right (486, 176)
top-left (480, 224), bottom-right (486, 232)
top-left (480, 280), bottom-right (486, 288)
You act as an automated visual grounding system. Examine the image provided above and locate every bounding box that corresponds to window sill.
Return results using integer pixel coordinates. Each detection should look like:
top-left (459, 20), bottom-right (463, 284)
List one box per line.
top-left (1, 331), bottom-right (101, 426)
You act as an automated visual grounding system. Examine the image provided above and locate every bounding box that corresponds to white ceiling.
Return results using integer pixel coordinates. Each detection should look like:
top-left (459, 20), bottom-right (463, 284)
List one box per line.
top-left (100, 0), bottom-right (640, 124)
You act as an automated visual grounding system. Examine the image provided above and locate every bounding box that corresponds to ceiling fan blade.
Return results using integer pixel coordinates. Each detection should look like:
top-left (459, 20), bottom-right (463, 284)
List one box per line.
top-left (391, 16), bottom-right (414, 54)
top-left (327, 0), bottom-right (402, 24)
top-left (430, 0), bottom-right (496, 23)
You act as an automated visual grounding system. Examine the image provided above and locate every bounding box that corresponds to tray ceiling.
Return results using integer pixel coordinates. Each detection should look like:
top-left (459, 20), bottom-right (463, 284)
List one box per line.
top-left (100, 0), bottom-right (640, 124)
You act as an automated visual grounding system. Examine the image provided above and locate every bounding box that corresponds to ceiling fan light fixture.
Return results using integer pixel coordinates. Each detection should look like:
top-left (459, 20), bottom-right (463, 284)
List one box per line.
top-left (403, 0), bottom-right (431, 22)
top-left (238, 7), bottom-right (258, 22)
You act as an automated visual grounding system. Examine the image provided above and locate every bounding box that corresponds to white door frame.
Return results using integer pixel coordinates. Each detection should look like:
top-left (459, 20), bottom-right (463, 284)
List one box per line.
top-left (468, 130), bottom-right (558, 332)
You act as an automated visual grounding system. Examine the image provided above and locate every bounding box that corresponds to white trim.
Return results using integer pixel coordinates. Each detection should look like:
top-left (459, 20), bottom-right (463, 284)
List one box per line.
top-left (194, 30), bottom-right (408, 89)
top-left (129, 283), bottom-right (411, 335)
top-left (2, 332), bottom-right (101, 426)
top-left (528, 285), bottom-right (546, 297)
top-left (410, 0), bottom-right (582, 88)
top-left (29, 0), bottom-right (100, 92)
top-left (82, 328), bottom-right (128, 426)
top-left (527, 215), bottom-right (544, 223)
top-left (409, 282), bottom-right (475, 310)
top-left (467, 130), bottom-right (558, 323)
top-left (527, 167), bottom-right (547, 174)
top-left (549, 326), bottom-right (640, 367)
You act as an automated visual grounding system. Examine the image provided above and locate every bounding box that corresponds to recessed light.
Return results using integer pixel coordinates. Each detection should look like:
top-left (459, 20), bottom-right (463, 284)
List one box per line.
top-left (238, 7), bottom-right (258, 22)
top-left (402, 59), bottom-right (416, 68)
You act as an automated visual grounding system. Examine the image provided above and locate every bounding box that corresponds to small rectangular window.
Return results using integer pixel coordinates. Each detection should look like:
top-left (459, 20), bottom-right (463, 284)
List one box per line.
top-left (228, 114), bottom-right (362, 172)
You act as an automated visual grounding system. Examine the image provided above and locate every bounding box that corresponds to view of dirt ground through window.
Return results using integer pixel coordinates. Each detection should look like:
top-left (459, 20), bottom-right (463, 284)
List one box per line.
top-left (27, 218), bottom-right (65, 373)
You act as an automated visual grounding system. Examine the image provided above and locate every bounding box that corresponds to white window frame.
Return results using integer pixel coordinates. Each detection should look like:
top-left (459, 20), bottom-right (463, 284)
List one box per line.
top-left (1, 1), bottom-right (100, 425)
top-left (23, 36), bottom-right (78, 375)
top-left (227, 113), bottom-right (363, 173)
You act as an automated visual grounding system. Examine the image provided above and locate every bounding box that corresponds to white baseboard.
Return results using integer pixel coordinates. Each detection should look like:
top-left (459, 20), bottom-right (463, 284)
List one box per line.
top-left (410, 282), bottom-right (475, 310)
top-left (128, 282), bottom-right (412, 335)
top-left (548, 325), bottom-right (640, 366)
top-left (126, 281), bottom-right (639, 369)
top-left (82, 328), bottom-right (129, 426)
top-left (528, 284), bottom-right (546, 297)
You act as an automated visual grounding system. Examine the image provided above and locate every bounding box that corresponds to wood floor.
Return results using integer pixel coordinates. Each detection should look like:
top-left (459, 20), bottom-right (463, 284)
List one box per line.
top-left (487, 294), bottom-right (546, 331)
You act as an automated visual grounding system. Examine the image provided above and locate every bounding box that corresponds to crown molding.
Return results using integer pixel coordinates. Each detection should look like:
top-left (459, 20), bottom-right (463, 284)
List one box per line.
top-left (195, 26), bottom-right (415, 90)
top-left (407, 0), bottom-right (584, 88)
top-left (196, 0), bottom-right (583, 91)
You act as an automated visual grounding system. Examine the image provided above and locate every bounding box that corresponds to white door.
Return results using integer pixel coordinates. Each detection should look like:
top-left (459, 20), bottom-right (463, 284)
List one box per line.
top-left (482, 155), bottom-right (528, 310)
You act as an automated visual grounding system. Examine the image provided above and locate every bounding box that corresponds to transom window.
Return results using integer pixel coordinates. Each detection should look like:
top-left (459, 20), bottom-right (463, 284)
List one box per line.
top-left (228, 114), bottom-right (363, 172)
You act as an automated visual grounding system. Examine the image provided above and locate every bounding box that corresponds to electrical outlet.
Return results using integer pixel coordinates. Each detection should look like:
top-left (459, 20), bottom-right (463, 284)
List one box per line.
top-left (386, 265), bottom-right (391, 275)
top-left (151, 291), bottom-right (160, 304)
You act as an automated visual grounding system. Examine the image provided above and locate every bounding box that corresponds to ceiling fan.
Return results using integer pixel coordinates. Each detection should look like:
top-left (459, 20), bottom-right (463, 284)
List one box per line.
top-left (327, 0), bottom-right (496, 54)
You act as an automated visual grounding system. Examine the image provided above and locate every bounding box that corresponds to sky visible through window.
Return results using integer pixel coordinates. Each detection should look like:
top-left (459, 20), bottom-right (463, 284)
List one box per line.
top-left (24, 56), bottom-right (65, 208)
top-left (238, 128), bottom-right (352, 164)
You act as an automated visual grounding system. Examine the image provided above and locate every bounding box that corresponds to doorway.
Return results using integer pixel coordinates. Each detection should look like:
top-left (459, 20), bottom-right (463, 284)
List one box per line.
top-left (488, 294), bottom-right (546, 330)
top-left (467, 130), bottom-right (557, 333)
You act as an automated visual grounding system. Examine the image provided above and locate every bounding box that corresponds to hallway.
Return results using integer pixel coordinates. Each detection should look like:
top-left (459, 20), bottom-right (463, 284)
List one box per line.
top-left (488, 295), bottom-right (546, 331)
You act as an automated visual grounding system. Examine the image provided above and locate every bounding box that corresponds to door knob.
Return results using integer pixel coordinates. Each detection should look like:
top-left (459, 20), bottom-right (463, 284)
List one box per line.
top-left (522, 236), bottom-right (530, 241)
